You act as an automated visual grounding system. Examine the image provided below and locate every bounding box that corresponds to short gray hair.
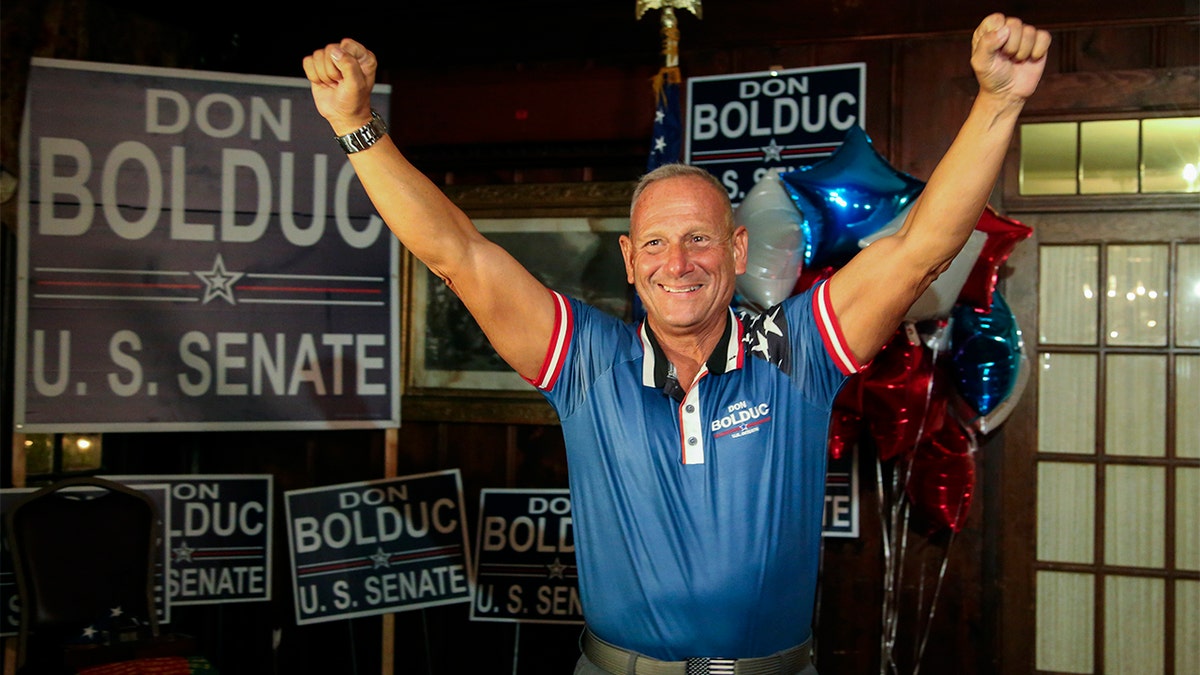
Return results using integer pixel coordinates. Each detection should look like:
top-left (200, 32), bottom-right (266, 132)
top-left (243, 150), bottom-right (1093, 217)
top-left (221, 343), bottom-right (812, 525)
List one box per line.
top-left (629, 163), bottom-right (732, 219)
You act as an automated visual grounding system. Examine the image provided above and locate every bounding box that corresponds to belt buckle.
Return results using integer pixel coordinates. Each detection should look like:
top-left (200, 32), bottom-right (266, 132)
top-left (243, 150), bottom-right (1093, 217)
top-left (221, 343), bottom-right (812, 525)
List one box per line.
top-left (684, 657), bottom-right (736, 674)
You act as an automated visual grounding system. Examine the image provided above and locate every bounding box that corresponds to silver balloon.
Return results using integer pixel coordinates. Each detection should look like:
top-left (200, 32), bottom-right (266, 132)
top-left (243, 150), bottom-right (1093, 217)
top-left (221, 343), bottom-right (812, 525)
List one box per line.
top-left (858, 202), bottom-right (986, 322)
top-left (734, 170), bottom-right (806, 312)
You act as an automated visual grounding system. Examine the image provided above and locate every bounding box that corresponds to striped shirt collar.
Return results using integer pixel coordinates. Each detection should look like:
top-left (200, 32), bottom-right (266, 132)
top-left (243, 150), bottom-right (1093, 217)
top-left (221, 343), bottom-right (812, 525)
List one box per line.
top-left (639, 307), bottom-right (744, 395)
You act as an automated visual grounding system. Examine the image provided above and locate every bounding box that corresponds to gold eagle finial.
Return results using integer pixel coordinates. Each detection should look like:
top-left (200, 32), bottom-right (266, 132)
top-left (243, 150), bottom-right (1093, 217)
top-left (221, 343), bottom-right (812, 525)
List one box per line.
top-left (636, 0), bottom-right (701, 69)
top-left (635, 0), bottom-right (702, 20)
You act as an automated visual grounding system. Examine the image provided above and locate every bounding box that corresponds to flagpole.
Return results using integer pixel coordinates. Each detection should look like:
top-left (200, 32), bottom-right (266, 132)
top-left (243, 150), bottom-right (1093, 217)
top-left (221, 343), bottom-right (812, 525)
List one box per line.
top-left (635, 0), bottom-right (702, 69)
top-left (637, 1), bottom-right (700, 172)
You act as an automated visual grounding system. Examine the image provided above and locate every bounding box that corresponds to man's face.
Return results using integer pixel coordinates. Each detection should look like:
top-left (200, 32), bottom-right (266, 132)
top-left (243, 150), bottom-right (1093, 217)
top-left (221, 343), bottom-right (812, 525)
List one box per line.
top-left (620, 175), bottom-right (747, 338)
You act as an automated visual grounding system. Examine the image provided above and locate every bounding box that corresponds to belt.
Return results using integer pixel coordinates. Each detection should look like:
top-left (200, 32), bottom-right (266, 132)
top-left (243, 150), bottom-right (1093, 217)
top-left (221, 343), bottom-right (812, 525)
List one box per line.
top-left (581, 627), bottom-right (812, 675)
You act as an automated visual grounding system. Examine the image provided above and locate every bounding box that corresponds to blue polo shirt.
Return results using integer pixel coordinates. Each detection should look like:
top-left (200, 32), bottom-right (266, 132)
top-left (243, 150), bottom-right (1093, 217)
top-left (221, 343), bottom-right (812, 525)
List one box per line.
top-left (527, 281), bottom-right (860, 661)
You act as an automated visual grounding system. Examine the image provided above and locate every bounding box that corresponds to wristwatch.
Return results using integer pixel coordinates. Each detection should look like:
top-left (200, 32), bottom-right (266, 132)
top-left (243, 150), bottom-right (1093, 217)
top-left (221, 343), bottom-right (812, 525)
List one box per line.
top-left (335, 110), bottom-right (388, 154)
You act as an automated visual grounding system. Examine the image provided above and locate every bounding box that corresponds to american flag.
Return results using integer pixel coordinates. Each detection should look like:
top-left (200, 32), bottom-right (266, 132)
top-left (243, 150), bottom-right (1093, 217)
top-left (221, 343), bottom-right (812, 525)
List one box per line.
top-left (647, 65), bottom-right (683, 170)
top-left (686, 657), bottom-right (736, 674)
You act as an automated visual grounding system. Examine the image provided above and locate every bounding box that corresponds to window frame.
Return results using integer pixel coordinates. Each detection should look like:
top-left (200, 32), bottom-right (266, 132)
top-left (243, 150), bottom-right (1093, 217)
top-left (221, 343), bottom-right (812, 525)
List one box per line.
top-left (1003, 109), bottom-right (1200, 213)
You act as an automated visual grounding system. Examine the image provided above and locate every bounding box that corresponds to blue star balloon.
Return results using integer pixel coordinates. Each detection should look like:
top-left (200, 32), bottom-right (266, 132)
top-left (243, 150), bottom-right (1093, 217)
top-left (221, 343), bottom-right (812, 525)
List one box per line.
top-left (950, 290), bottom-right (1029, 434)
top-left (779, 126), bottom-right (925, 268)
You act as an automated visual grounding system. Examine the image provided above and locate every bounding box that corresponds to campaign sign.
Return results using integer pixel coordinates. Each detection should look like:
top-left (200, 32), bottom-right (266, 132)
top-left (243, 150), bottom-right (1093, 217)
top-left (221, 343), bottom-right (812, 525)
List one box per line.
top-left (0, 483), bottom-right (172, 634)
top-left (822, 447), bottom-right (860, 538)
top-left (685, 64), bottom-right (866, 205)
top-left (136, 483), bottom-right (174, 624)
top-left (106, 475), bottom-right (272, 605)
top-left (471, 489), bottom-right (580, 625)
top-left (285, 470), bottom-right (472, 625)
top-left (15, 58), bottom-right (399, 432)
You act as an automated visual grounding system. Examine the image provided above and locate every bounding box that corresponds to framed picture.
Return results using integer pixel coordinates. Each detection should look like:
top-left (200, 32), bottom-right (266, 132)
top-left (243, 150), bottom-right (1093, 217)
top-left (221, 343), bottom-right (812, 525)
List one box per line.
top-left (402, 181), bottom-right (636, 424)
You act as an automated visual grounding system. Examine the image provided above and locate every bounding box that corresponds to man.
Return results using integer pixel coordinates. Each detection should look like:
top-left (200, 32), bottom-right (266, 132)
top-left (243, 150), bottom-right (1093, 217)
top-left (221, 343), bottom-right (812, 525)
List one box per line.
top-left (303, 13), bottom-right (1050, 674)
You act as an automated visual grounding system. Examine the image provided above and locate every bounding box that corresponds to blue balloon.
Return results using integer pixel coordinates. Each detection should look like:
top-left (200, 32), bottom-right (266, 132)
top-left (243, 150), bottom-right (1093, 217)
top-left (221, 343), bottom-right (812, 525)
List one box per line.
top-left (950, 290), bottom-right (1026, 429)
top-left (779, 126), bottom-right (925, 267)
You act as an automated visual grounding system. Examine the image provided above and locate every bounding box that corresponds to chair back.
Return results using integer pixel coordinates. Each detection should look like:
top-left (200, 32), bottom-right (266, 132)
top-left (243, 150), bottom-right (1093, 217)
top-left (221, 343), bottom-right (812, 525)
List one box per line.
top-left (5, 476), bottom-right (161, 670)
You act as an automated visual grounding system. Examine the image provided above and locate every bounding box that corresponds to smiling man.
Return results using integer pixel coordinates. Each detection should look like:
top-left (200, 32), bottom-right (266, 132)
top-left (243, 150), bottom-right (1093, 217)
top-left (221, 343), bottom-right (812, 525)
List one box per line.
top-left (303, 12), bottom-right (1050, 673)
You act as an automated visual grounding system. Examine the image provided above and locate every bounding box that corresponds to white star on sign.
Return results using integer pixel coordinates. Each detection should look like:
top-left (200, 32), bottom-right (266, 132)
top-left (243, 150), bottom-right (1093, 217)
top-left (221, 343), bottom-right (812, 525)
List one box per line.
top-left (173, 541), bottom-right (195, 563)
top-left (82, 625), bottom-right (98, 640)
top-left (110, 606), bottom-right (124, 618)
top-left (761, 139), bottom-right (783, 162)
top-left (546, 557), bottom-right (566, 579)
top-left (194, 253), bottom-right (244, 305)
top-left (370, 547), bottom-right (391, 569)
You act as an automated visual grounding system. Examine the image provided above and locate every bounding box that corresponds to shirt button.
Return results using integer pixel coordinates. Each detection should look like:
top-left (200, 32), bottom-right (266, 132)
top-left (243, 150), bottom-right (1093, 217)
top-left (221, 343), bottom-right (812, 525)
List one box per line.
top-left (685, 404), bottom-right (695, 413)
top-left (687, 437), bottom-right (698, 446)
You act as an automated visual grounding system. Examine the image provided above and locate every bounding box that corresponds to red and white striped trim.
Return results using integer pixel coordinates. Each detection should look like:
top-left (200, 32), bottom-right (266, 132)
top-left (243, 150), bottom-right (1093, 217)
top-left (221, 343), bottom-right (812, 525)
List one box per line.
top-left (524, 290), bottom-right (573, 391)
top-left (812, 280), bottom-right (862, 375)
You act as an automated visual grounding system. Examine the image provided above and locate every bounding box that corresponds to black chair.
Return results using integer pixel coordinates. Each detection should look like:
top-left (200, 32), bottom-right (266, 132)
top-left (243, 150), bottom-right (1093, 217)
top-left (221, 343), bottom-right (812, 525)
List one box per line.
top-left (5, 476), bottom-right (202, 673)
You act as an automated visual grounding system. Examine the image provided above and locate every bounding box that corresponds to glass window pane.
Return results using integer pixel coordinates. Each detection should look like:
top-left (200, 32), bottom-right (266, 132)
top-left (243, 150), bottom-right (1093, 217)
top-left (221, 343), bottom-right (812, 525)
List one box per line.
top-left (60, 433), bottom-right (103, 472)
top-left (1180, 355), bottom-right (1200, 459)
top-left (1142, 117), bottom-right (1200, 193)
top-left (1105, 576), bottom-right (1165, 675)
top-left (1106, 244), bottom-right (1169, 347)
top-left (1178, 580), bottom-right (1200, 675)
top-left (1038, 462), bottom-right (1095, 563)
top-left (1037, 571), bottom-right (1094, 673)
top-left (1179, 467), bottom-right (1200, 571)
top-left (1080, 120), bottom-right (1140, 194)
top-left (1040, 245), bottom-right (1099, 345)
top-left (1106, 355), bottom-right (1167, 457)
top-left (1021, 122), bottom-right (1078, 195)
top-left (22, 434), bottom-right (55, 475)
top-left (1038, 353), bottom-right (1097, 454)
top-left (1178, 244), bottom-right (1200, 347)
top-left (1105, 465), bottom-right (1166, 568)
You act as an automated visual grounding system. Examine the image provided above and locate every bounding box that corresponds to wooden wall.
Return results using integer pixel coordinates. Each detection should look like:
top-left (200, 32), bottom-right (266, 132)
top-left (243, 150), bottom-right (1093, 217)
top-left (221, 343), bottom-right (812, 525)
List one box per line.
top-left (2, 1), bottom-right (1197, 673)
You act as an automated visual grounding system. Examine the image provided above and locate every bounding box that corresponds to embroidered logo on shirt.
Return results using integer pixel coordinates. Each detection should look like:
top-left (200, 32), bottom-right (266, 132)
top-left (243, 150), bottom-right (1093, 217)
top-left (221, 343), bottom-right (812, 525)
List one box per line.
top-left (711, 399), bottom-right (771, 439)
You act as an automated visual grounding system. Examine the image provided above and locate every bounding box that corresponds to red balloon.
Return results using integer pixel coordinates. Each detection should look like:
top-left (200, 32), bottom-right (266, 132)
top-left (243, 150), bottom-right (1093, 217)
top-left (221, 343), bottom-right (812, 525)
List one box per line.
top-left (905, 418), bottom-right (977, 533)
top-left (828, 376), bottom-right (863, 461)
top-left (794, 265), bottom-right (837, 296)
top-left (956, 206), bottom-right (1031, 311)
top-left (858, 325), bottom-right (945, 461)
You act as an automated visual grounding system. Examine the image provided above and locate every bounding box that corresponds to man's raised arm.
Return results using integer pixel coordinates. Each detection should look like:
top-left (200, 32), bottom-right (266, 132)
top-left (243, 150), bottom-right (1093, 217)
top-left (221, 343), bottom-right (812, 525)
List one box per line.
top-left (827, 13), bottom-right (1051, 364)
top-left (303, 39), bottom-right (556, 381)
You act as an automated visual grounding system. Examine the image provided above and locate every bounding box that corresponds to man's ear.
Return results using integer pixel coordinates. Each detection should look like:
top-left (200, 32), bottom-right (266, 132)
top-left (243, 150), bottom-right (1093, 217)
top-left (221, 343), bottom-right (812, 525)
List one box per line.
top-left (732, 226), bottom-right (749, 275)
top-left (619, 235), bottom-right (636, 284)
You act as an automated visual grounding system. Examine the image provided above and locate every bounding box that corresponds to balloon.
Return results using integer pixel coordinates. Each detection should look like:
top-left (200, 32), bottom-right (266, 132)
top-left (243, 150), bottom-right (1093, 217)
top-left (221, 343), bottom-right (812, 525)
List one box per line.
top-left (975, 353), bottom-right (1029, 434)
top-left (905, 417), bottom-right (977, 533)
top-left (908, 230), bottom-right (987, 322)
top-left (951, 289), bottom-right (1029, 433)
top-left (915, 317), bottom-right (953, 354)
top-left (779, 126), bottom-right (925, 268)
top-left (793, 264), bottom-right (836, 296)
top-left (828, 406), bottom-right (863, 462)
top-left (956, 206), bottom-right (1032, 311)
top-left (858, 209), bottom-right (988, 321)
top-left (859, 323), bottom-right (945, 461)
top-left (733, 169), bottom-right (807, 312)
top-left (828, 375), bottom-right (863, 461)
